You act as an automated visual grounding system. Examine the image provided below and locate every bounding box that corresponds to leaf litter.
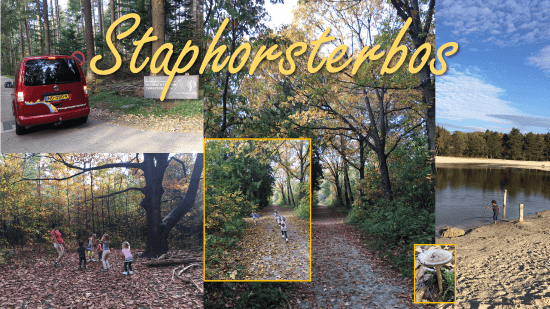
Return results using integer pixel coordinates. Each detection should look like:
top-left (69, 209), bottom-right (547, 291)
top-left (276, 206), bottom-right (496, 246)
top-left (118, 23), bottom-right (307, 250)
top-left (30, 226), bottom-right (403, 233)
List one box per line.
top-left (287, 205), bottom-right (433, 309)
top-left (0, 249), bottom-right (203, 308)
top-left (211, 204), bottom-right (311, 280)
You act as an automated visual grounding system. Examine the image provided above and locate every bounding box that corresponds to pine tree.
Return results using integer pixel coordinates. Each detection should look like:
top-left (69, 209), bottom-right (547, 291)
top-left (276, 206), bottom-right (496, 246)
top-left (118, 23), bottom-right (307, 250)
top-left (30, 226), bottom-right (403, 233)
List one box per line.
top-left (503, 128), bottom-right (524, 160)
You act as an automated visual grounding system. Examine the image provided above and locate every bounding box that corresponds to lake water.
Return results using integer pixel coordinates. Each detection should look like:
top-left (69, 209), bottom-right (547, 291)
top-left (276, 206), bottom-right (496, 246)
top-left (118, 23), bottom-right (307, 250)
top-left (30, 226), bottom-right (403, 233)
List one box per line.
top-left (436, 164), bottom-right (550, 231)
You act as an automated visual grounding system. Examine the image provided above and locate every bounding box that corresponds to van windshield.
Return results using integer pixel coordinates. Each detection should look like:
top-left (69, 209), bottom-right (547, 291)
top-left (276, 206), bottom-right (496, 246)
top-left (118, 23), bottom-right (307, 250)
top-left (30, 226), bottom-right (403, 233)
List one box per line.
top-left (24, 58), bottom-right (81, 86)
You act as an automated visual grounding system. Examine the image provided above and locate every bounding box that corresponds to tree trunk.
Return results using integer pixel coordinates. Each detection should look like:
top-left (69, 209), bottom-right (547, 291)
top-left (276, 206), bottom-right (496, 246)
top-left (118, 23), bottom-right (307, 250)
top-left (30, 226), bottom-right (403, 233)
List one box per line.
top-left (24, 18), bottom-right (32, 56)
top-left (43, 0), bottom-right (50, 54)
top-left (81, 0), bottom-right (86, 41)
top-left (151, 0), bottom-right (165, 76)
top-left (55, 0), bottom-right (60, 50)
top-left (343, 163), bottom-right (353, 207)
top-left (91, 0), bottom-right (97, 38)
top-left (110, 0), bottom-right (116, 50)
top-left (97, 0), bottom-right (104, 37)
top-left (140, 153), bottom-right (203, 257)
top-left (17, 0), bottom-right (25, 59)
top-left (36, 0), bottom-right (43, 54)
top-left (377, 150), bottom-right (392, 201)
top-left (83, 0), bottom-right (96, 81)
top-left (49, 0), bottom-right (55, 52)
top-left (359, 139), bottom-right (365, 200)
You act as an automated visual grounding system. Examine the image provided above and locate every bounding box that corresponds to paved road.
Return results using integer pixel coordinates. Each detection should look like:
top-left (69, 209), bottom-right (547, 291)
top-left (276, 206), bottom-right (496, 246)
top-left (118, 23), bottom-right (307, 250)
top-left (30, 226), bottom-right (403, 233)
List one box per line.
top-left (1, 76), bottom-right (203, 153)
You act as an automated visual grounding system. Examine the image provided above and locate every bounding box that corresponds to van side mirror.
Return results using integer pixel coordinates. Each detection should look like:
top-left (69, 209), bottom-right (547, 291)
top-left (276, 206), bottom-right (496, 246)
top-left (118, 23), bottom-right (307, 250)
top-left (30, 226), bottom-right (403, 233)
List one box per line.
top-left (4, 82), bottom-right (13, 88)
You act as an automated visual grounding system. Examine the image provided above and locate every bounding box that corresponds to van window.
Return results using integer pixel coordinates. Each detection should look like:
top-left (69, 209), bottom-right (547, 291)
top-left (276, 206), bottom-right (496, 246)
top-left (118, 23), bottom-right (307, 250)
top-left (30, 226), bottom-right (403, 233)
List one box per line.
top-left (24, 58), bottom-right (81, 86)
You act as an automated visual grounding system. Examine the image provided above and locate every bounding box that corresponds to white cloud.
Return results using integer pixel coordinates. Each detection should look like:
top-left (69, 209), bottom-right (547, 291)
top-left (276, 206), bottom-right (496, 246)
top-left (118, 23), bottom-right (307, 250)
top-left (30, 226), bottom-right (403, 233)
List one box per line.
top-left (437, 68), bottom-right (550, 133)
top-left (527, 45), bottom-right (550, 73)
top-left (436, 68), bottom-right (520, 123)
top-left (438, 0), bottom-right (550, 45)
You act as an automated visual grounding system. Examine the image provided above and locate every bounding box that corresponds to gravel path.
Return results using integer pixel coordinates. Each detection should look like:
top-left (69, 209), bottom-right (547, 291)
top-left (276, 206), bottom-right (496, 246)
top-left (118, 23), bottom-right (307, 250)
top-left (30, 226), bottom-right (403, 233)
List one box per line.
top-left (294, 205), bottom-right (427, 309)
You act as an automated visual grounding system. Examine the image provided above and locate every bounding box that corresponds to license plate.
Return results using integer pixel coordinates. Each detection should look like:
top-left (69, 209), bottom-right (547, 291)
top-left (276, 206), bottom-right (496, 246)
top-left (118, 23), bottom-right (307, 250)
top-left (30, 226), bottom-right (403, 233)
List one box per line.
top-left (45, 94), bottom-right (69, 102)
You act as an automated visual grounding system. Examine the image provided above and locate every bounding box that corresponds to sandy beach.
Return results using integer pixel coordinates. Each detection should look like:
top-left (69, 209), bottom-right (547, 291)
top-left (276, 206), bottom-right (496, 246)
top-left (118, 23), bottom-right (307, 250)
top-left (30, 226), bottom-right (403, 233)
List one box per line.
top-left (436, 211), bottom-right (550, 308)
top-left (436, 156), bottom-right (550, 172)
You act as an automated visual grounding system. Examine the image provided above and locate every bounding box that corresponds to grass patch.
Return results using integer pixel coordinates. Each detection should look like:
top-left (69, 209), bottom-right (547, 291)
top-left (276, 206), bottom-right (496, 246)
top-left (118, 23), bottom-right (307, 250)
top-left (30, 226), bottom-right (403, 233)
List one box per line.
top-left (2, 75), bottom-right (14, 79)
top-left (89, 90), bottom-right (203, 118)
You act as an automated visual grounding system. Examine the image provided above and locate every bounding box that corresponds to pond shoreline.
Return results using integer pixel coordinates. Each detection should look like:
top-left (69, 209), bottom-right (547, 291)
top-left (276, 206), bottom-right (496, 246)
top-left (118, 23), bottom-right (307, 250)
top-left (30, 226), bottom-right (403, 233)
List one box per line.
top-left (436, 156), bottom-right (550, 171)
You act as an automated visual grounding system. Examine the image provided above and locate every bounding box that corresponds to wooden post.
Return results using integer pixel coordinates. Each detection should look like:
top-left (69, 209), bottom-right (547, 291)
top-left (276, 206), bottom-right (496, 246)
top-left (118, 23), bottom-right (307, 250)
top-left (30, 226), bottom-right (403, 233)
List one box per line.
top-left (502, 190), bottom-right (507, 220)
top-left (519, 204), bottom-right (524, 223)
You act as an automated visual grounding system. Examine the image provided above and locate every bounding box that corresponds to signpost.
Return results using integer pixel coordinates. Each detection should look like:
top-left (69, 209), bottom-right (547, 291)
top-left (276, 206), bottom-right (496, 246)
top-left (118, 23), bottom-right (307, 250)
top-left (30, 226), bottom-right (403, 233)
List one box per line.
top-left (72, 51), bottom-right (85, 66)
top-left (144, 75), bottom-right (199, 100)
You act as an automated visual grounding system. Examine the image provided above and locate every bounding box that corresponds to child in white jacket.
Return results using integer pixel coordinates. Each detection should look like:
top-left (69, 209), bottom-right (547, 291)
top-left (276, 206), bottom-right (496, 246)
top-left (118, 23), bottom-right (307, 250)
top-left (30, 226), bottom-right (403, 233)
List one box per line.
top-left (281, 217), bottom-right (288, 242)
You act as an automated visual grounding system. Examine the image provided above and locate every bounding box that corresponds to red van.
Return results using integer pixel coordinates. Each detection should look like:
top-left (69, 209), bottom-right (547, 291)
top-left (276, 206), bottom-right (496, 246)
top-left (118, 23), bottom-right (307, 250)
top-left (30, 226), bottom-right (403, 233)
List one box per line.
top-left (4, 55), bottom-right (90, 135)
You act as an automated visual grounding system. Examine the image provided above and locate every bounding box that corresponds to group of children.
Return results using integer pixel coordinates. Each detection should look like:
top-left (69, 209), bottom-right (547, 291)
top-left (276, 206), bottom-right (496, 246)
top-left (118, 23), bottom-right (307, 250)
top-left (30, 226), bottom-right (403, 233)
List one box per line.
top-left (274, 211), bottom-right (288, 242)
top-left (75, 233), bottom-right (134, 275)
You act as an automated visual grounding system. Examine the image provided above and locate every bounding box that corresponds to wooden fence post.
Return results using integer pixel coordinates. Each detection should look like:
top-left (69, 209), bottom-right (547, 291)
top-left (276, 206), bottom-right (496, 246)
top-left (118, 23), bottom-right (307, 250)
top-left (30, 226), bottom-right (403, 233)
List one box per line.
top-left (519, 204), bottom-right (524, 223)
top-left (503, 189), bottom-right (507, 220)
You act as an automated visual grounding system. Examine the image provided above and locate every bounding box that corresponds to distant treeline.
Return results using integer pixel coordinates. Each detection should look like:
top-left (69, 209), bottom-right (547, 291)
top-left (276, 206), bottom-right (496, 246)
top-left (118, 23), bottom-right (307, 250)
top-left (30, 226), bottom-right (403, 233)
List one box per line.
top-left (436, 127), bottom-right (550, 161)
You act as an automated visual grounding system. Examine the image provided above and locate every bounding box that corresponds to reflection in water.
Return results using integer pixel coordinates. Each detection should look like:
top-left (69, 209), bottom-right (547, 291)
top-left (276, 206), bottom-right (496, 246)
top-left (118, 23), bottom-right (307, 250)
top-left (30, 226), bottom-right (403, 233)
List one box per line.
top-left (436, 164), bottom-right (550, 230)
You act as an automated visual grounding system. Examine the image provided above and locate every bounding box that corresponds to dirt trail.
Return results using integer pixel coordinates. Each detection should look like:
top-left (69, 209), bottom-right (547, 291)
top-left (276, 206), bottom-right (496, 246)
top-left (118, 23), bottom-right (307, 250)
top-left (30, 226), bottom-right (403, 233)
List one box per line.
top-left (294, 204), bottom-right (424, 308)
top-left (238, 204), bottom-right (310, 280)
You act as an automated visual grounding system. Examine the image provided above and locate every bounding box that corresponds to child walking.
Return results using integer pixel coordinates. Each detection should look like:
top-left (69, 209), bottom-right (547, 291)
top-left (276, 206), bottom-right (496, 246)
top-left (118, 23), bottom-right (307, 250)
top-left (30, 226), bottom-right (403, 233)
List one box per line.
top-left (281, 217), bottom-right (288, 242)
top-left (100, 234), bottom-right (112, 271)
top-left (274, 211), bottom-right (280, 227)
top-left (50, 223), bottom-right (65, 267)
top-left (97, 240), bottom-right (103, 261)
top-left (252, 211), bottom-right (257, 226)
top-left (121, 241), bottom-right (134, 275)
top-left (87, 234), bottom-right (96, 262)
top-left (77, 241), bottom-right (87, 270)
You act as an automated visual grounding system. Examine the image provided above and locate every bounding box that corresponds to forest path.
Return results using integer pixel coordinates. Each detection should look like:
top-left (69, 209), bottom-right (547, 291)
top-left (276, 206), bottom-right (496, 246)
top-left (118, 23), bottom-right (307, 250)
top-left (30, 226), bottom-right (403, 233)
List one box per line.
top-left (295, 204), bottom-right (422, 308)
top-left (0, 249), bottom-right (203, 308)
top-left (238, 204), bottom-right (310, 280)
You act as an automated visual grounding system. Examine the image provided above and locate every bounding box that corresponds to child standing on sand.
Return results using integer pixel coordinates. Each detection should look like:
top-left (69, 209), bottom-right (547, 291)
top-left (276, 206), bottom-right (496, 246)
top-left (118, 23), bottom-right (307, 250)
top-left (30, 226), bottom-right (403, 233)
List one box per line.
top-left (486, 200), bottom-right (500, 224)
top-left (281, 217), bottom-right (288, 242)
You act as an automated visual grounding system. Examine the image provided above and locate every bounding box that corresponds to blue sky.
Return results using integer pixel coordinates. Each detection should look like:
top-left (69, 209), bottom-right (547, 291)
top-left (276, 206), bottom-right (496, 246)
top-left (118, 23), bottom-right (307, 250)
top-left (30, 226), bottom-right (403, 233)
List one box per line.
top-left (436, 0), bottom-right (550, 134)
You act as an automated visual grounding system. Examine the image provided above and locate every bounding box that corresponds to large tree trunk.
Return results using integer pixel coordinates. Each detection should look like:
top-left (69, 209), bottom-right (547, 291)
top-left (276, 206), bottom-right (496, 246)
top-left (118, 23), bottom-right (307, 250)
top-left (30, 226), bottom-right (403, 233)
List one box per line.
top-left (43, 0), bottom-right (51, 54)
top-left (83, 0), bottom-right (96, 81)
top-left (389, 0), bottom-right (436, 174)
top-left (141, 153), bottom-right (203, 257)
top-left (151, 0), bottom-right (165, 76)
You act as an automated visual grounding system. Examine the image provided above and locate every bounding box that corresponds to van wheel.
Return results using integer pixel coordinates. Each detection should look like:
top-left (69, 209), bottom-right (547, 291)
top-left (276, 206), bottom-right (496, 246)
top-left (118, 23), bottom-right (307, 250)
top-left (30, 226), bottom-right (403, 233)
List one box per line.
top-left (15, 122), bottom-right (26, 135)
top-left (77, 116), bottom-right (88, 124)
